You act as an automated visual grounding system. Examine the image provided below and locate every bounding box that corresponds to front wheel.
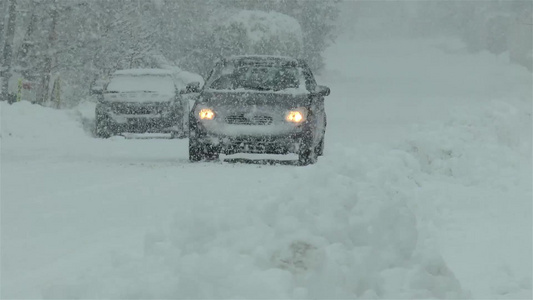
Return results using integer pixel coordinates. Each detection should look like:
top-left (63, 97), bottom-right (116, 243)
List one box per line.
top-left (189, 136), bottom-right (219, 162)
top-left (298, 136), bottom-right (318, 166)
top-left (95, 113), bottom-right (114, 138)
top-left (316, 135), bottom-right (325, 156)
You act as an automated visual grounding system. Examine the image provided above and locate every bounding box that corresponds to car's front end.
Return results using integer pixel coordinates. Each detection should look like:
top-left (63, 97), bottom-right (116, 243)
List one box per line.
top-left (95, 70), bottom-right (186, 138)
top-left (189, 90), bottom-right (315, 156)
top-left (96, 93), bottom-right (183, 136)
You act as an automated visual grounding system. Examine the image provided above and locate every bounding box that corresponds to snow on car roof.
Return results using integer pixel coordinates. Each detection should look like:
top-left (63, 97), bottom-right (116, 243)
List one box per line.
top-left (112, 68), bottom-right (174, 76)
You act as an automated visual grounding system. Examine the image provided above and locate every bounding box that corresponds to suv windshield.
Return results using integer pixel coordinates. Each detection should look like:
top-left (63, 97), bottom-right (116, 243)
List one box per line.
top-left (206, 63), bottom-right (304, 92)
top-left (107, 75), bottom-right (175, 95)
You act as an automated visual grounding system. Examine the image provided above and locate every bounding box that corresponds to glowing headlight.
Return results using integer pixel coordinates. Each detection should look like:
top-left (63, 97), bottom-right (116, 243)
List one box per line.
top-left (285, 108), bottom-right (306, 123)
top-left (199, 108), bottom-right (215, 120)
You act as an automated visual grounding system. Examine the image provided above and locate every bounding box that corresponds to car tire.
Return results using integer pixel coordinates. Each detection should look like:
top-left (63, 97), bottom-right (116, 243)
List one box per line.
top-left (95, 113), bottom-right (113, 138)
top-left (189, 135), bottom-right (219, 162)
top-left (298, 146), bottom-right (318, 166)
top-left (316, 134), bottom-right (325, 156)
top-left (298, 135), bottom-right (318, 166)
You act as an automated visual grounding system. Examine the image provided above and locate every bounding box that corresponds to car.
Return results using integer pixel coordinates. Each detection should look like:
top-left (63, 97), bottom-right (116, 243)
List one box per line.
top-left (188, 55), bottom-right (330, 165)
top-left (95, 69), bottom-right (187, 138)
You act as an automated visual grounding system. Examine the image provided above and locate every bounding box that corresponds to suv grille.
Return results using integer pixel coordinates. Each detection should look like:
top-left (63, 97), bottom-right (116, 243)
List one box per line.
top-left (225, 114), bottom-right (273, 125)
top-left (111, 103), bottom-right (166, 115)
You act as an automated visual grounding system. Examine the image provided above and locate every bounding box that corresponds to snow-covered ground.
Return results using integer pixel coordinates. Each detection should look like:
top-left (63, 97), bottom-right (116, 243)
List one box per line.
top-left (1, 37), bottom-right (531, 299)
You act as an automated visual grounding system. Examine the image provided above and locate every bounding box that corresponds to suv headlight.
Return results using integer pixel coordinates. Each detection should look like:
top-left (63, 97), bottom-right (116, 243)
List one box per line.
top-left (285, 108), bottom-right (307, 123)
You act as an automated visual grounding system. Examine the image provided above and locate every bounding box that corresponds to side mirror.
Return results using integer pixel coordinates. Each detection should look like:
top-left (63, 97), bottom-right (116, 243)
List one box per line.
top-left (182, 81), bottom-right (201, 94)
top-left (315, 85), bottom-right (330, 97)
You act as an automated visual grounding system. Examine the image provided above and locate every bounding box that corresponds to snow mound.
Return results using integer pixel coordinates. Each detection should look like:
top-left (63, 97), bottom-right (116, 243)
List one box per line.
top-left (1, 101), bottom-right (88, 142)
top-left (42, 147), bottom-right (468, 298)
top-left (404, 100), bottom-right (532, 185)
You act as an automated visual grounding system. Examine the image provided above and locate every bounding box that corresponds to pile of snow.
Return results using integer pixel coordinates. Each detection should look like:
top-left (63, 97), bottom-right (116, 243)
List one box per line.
top-left (40, 144), bottom-right (467, 299)
top-left (404, 100), bottom-right (531, 183)
top-left (1, 101), bottom-right (88, 142)
top-left (400, 100), bottom-right (532, 299)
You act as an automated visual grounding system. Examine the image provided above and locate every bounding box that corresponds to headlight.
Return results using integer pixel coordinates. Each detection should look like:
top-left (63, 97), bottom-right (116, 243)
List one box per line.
top-left (199, 108), bottom-right (215, 120)
top-left (285, 108), bottom-right (307, 123)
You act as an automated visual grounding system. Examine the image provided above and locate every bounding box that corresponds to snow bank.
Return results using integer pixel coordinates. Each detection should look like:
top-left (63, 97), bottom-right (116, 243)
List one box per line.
top-left (401, 100), bottom-right (532, 299)
top-left (405, 100), bottom-right (531, 184)
top-left (35, 123), bottom-right (491, 298)
top-left (1, 101), bottom-right (88, 142)
top-left (40, 142), bottom-right (468, 298)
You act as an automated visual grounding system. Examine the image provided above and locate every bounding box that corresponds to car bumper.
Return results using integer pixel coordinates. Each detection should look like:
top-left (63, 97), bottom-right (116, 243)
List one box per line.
top-left (110, 116), bottom-right (178, 133)
top-left (193, 124), bottom-right (306, 155)
top-left (213, 134), bottom-right (303, 155)
top-left (98, 111), bottom-right (181, 133)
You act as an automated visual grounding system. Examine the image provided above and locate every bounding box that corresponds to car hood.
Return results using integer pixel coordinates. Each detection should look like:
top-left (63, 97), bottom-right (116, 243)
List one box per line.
top-left (200, 90), bottom-right (311, 110)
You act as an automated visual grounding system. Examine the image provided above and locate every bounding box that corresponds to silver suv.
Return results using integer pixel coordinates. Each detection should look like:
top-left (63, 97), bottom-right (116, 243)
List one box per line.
top-left (95, 69), bottom-right (186, 138)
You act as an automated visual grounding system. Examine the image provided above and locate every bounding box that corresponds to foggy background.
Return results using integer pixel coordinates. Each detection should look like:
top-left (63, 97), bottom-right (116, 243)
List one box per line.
top-left (1, 0), bottom-right (532, 107)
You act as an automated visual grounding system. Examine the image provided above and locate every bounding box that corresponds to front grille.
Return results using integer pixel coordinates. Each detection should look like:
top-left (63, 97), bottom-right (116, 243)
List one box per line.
top-left (111, 103), bottom-right (166, 115)
top-left (224, 137), bottom-right (293, 154)
top-left (225, 114), bottom-right (273, 125)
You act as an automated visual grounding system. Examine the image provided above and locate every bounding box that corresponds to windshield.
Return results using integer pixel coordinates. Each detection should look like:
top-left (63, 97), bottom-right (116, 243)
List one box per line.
top-left (107, 75), bottom-right (175, 94)
top-left (206, 64), bottom-right (305, 92)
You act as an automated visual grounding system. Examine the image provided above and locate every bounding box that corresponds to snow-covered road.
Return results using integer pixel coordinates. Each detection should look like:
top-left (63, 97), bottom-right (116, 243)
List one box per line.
top-left (1, 37), bottom-right (531, 299)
